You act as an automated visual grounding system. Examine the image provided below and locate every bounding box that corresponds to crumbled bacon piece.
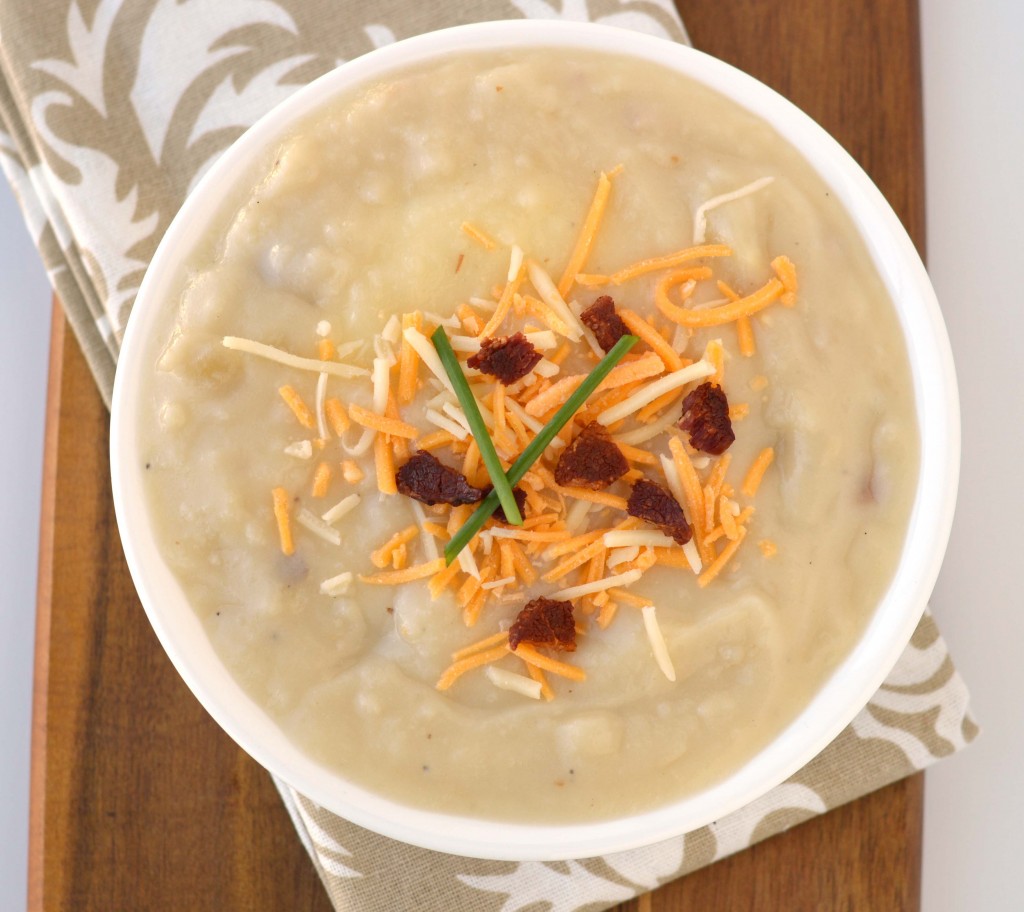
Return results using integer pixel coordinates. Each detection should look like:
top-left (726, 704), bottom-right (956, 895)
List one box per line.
top-left (491, 487), bottom-right (528, 524)
top-left (679, 382), bottom-right (735, 455)
top-left (395, 450), bottom-right (486, 506)
top-left (581, 295), bottom-right (629, 353)
top-left (627, 478), bottom-right (692, 545)
top-left (508, 597), bottom-right (577, 652)
top-left (467, 332), bottom-right (542, 385)
top-left (554, 422), bottom-right (629, 490)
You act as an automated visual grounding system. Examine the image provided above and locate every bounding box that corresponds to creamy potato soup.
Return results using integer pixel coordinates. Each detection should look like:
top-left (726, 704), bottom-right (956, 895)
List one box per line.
top-left (139, 50), bottom-right (918, 823)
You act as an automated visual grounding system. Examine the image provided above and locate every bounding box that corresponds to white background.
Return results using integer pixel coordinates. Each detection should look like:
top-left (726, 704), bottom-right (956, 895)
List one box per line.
top-left (1, 3), bottom-right (1021, 908)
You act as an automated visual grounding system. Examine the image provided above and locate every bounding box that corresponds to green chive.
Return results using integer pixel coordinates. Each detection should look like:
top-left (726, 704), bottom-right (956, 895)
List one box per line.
top-left (431, 326), bottom-right (523, 527)
top-left (444, 333), bottom-right (639, 563)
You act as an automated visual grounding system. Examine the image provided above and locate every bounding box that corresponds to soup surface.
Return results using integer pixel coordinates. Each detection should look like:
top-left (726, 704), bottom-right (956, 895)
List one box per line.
top-left (138, 49), bottom-right (918, 822)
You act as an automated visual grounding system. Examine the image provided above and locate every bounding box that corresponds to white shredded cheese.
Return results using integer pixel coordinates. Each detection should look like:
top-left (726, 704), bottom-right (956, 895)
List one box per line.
top-left (424, 408), bottom-right (469, 440)
top-left (693, 176), bottom-right (775, 244)
top-left (284, 440), bottom-right (313, 459)
top-left (482, 575), bottom-right (515, 591)
top-left (403, 326), bottom-right (456, 395)
top-left (447, 330), bottom-right (557, 352)
top-left (441, 401), bottom-right (473, 436)
top-left (222, 336), bottom-right (367, 378)
top-left (526, 260), bottom-right (583, 340)
top-left (598, 360), bottom-right (715, 426)
top-left (315, 370), bottom-right (328, 441)
top-left (423, 310), bottom-right (462, 329)
top-left (408, 500), bottom-right (439, 562)
top-left (458, 546), bottom-right (480, 580)
top-left (322, 493), bottom-right (360, 525)
top-left (563, 498), bottom-right (594, 535)
top-left (371, 356), bottom-right (390, 413)
top-left (603, 530), bottom-right (677, 549)
top-left (682, 539), bottom-right (702, 574)
top-left (315, 320), bottom-right (332, 338)
top-left (381, 313), bottom-right (402, 345)
top-left (485, 665), bottom-right (542, 700)
top-left (533, 358), bottom-right (560, 378)
top-left (613, 407), bottom-right (679, 446)
top-left (606, 545), bottom-right (640, 569)
top-left (507, 244), bottom-right (524, 282)
top-left (468, 296), bottom-right (498, 311)
top-left (295, 508), bottom-right (342, 545)
top-left (319, 571), bottom-right (353, 597)
top-left (641, 605), bottom-right (677, 681)
top-left (343, 427), bottom-right (376, 457)
top-left (334, 339), bottom-right (364, 359)
top-left (570, 300), bottom-right (606, 359)
top-left (691, 455), bottom-right (711, 470)
top-left (552, 568), bottom-right (643, 600)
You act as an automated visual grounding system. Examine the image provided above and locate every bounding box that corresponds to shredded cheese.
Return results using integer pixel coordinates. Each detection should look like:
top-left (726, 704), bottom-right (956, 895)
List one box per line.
top-left (223, 336), bottom-right (367, 378)
top-left (693, 176), bottom-right (775, 244)
top-left (284, 440), bottom-right (313, 460)
top-left (271, 487), bottom-right (294, 556)
top-left (295, 507), bottom-right (342, 545)
top-left (641, 605), bottom-right (677, 682)
top-left (553, 568), bottom-right (643, 600)
top-left (322, 493), bottom-right (360, 525)
top-left (597, 360), bottom-right (714, 425)
top-left (485, 665), bottom-right (542, 699)
top-left (742, 447), bottom-right (775, 497)
top-left (319, 571), bottom-right (352, 597)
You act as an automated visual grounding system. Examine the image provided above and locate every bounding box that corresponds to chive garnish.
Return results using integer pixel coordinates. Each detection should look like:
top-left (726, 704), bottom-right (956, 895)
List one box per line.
top-left (432, 326), bottom-right (524, 527)
top-left (444, 333), bottom-right (639, 563)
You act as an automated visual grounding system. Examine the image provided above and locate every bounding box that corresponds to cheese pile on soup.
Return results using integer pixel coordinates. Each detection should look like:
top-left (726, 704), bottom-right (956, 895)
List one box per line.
top-left (138, 49), bottom-right (919, 823)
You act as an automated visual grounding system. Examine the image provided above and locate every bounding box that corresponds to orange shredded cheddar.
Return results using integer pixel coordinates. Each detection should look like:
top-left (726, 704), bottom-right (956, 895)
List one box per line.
top-left (452, 631), bottom-right (510, 662)
top-left (607, 587), bottom-right (653, 607)
top-left (436, 643), bottom-right (509, 690)
top-left (577, 247), bottom-right (727, 287)
top-left (279, 385), bottom-right (316, 430)
top-left (341, 459), bottom-right (364, 484)
top-left (759, 539), bottom-right (778, 558)
top-left (457, 302), bottom-right (484, 335)
top-left (371, 525), bottom-right (419, 569)
top-left (668, 435), bottom-right (710, 563)
top-left (428, 559), bottom-right (462, 600)
top-left (479, 268), bottom-right (526, 339)
top-left (461, 221), bottom-right (497, 250)
top-left (729, 403), bottom-right (750, 421)
top-left (772, 255), bottom-right (798, 306)
top-left (463, 587), bottom-right (488, 627)
top-left (736, 315), bottom-right (756, 357)
top-left (618, 308), bottom-right (683, 372)
top-left (697, 527), bottom-right (747, 587)
top-left (348, 403), bottom-right (419, 439)
top-left (558, 169), bottom-right (614, 298)
top-left (398, 311), bottom-right (421, 403)
top-left (324, 398), bottom-right (350, 435)
top-left (524, 661), bottom-right (555, 701)
top-left (513, 643), bottom-right (587, 682)
top-left (360, 558), bottom-right (447, 586)
top-left (616, 442), bottom-right (658, 465)
top-left (415, 430), bottom-right (456, 451)
top-left (271, 486), bottom-right (294, 556)
top-left (741, 447), bottom-right (775, 497)
top-left (706, 338), bottom-right (726, 386)
top-left (374, 432), bottom-right (397, 495)
top-left (504, 538), bottom-right (538, 585)
top-left (318, 338), bottom-right (336, 361)
top-left (657, 273), bottom-right (784, 327)
top-left (311, 461), bottom-right (332, 498)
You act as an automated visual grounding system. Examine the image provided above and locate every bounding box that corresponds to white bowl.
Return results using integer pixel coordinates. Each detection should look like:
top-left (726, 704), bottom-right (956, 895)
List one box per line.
top-left (110, 20), bottom-right (959, 861)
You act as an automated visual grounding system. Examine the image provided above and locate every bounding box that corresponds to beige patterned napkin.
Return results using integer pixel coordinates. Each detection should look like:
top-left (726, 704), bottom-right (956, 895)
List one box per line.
top-left (0, 1), bottom-right (976, 908)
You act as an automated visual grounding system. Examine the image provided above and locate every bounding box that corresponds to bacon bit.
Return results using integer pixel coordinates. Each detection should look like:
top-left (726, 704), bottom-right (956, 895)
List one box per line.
top-left (324, 398), bottom-right (350, 435)
top-left (508, 597), bottom-right (577, 652)
top-left (396, 450), bottom-right (486, 507)
top-left (467, 332), bottom-right (542, 384)
top-left (279, 385), bottom-right (316, 430)
top-left (271, 487), bottom-right (294, 556)
top-left (679, 382), bottom-right (735, 455)
top-left (742, 447), bottom-right (775, 497)
top-left (581, 296), bottom-right (629, 353)
top-left (492, 487), bottom-right (528, 524)
top-left (554, 421), bottom-right (628, 490)
top-left (627, 478), bottom-right (692, 545)
top-left (311, 462), bottom-right (332, 498)
top-left (759, 538), bottom-right (778, 558)
top-left (341, 459), bottom-right (364, 484)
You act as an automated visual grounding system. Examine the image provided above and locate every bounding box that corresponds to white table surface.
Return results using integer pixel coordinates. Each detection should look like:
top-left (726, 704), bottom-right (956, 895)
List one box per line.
top-left (1, 3), bottom-right (1021, 908)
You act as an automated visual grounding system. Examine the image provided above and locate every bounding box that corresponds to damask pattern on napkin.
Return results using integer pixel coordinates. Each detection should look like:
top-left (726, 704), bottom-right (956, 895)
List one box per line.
top-left (0, 3), bottom-right (975, 911)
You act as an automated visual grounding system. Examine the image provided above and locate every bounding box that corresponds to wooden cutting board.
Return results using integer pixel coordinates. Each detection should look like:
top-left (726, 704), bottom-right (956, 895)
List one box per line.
top-left (28, 0), bottom-right (926, 908)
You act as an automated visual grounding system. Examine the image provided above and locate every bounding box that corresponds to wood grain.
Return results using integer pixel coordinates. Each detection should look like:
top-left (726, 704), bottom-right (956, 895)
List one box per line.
top-left (29, 0), bottom-right (927, 908)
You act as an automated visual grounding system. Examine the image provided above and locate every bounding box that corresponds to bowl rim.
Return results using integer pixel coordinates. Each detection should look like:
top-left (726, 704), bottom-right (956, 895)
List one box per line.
top-left (110, 18), bottom-right (960, 861)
